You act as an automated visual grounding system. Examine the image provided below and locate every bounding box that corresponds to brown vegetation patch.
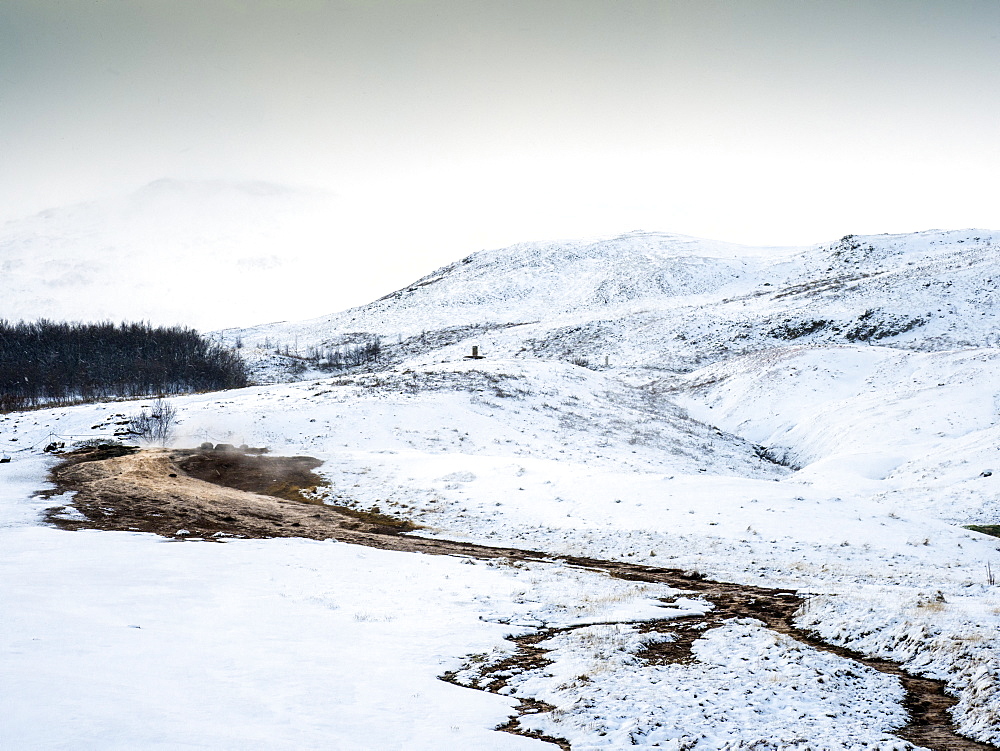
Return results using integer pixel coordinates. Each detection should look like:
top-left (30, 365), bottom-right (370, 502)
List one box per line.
top-left (966, 524), bottom-right (1000, 539)
top-left (174, 448), bottom-right (415, 531)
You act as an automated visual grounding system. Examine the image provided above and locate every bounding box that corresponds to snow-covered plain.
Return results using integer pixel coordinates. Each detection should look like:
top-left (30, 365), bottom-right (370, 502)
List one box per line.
top-left (3, 457), bottom-right (692, 750)
top-left (3, 228), bottom-right (1000, 748)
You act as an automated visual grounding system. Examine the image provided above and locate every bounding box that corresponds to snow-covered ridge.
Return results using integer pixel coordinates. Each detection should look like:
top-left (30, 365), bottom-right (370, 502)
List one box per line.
top-left (384, 230), bottom-right (798, 309)
top-left (221, 227), bottom-right (1000, 377)
top-left (223, 230), bottom-right (801, 341)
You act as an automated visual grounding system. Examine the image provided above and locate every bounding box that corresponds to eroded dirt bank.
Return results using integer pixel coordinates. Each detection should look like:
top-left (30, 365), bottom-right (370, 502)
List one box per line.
top-left (44, 446), bottom-right (999, 751)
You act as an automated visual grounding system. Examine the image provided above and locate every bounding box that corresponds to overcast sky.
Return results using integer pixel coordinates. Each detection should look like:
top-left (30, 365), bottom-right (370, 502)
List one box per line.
top-left (2, 1), bottom-right (999, 324)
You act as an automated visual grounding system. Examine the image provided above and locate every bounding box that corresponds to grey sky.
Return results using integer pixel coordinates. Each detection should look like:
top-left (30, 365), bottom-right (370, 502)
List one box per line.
top-left (3, 1), bottom-right (999, 247)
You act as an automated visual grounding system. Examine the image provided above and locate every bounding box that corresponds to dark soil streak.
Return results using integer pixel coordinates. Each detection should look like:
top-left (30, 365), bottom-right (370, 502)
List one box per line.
top-left (45, 447), bottom-right (999, 751)
top-left (441, 633), bottom-right (571, 751)
top-left (495, 708), bottom-right (571, 751)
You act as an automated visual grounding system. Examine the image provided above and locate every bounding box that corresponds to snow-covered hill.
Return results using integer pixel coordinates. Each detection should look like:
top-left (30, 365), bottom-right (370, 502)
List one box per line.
top-left (222, 227), bottom-right (1000, 376)
top-left (207, 227), bottom-right (1000, 745)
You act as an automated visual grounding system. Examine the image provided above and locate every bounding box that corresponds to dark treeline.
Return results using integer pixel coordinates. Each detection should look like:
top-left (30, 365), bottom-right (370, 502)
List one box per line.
top-left (0, 320), bottom-right (248, 411)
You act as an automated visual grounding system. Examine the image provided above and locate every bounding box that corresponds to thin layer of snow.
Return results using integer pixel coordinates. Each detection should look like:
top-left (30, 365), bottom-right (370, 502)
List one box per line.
top-left (489, 620), bottom-right (911, 750)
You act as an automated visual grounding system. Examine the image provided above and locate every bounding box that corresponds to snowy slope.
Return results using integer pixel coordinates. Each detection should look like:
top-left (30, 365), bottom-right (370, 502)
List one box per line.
top-left (674, 344), bottom-right (1000, 522)
top-left (222, 228), bottom-right (1000, 376)
top-left (4, 352), bottom-right (1000, 746)
top-left (723, 230), bottom-right (1000, 351)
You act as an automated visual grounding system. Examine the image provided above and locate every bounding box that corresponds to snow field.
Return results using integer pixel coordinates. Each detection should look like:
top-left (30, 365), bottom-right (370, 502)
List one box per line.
top-left (1, 457), bottom-right (691, 750)
top-left (482, 620), bottom-right (913, 750)
top-left (4, 348), bottom-right (999, 745)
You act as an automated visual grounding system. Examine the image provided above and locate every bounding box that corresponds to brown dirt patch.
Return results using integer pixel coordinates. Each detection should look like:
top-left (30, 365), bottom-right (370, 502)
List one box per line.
top-left (45, 445), bottom-right (414, 540)
top-left (175, 450), bottom-right (325, 500)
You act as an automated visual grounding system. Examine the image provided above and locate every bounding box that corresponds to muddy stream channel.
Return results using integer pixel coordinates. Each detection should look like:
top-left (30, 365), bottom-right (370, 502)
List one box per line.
top-left (43, 445), bottom-right (999, 751)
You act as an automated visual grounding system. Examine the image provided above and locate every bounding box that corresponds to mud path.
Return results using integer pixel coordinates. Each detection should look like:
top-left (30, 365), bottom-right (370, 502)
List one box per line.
top-left (45, 446), bottom-right (998, 751)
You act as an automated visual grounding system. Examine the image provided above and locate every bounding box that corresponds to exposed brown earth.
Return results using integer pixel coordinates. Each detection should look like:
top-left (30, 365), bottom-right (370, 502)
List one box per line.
top-left (45, 444), bottom-right (414, 539)
top-left (44, 446), bottom-right (999, 751)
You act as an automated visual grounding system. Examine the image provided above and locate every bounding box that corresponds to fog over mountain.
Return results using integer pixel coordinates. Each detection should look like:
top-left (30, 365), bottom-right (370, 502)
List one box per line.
top-left (0, 179), bottom-right (342, 330)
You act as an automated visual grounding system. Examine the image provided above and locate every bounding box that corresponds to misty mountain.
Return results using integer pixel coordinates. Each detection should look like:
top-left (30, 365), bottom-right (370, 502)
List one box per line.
top-left (0, 179), bottom-right (337, 330)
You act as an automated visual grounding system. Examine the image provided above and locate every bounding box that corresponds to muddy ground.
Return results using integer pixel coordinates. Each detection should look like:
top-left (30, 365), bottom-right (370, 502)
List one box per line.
top-left (45, 443), bottom-right (414, 540)
top-left (43, 445), bottom-right (999, 751)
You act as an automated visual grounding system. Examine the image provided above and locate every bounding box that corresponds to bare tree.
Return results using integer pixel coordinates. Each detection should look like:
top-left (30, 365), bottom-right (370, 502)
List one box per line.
top-left (127, 398), bottom-right (177, 445)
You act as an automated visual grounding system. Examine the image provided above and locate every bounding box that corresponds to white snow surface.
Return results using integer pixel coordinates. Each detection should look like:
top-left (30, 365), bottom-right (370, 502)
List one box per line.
top-left (478, 620), bottom-right (912, 750)
top-left (4, 227), bottom-right (1000, 748)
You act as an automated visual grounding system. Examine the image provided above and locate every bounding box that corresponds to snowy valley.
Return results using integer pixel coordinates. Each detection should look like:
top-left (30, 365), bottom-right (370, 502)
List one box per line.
top-left (3, 228), bottom-right (1000, 750)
